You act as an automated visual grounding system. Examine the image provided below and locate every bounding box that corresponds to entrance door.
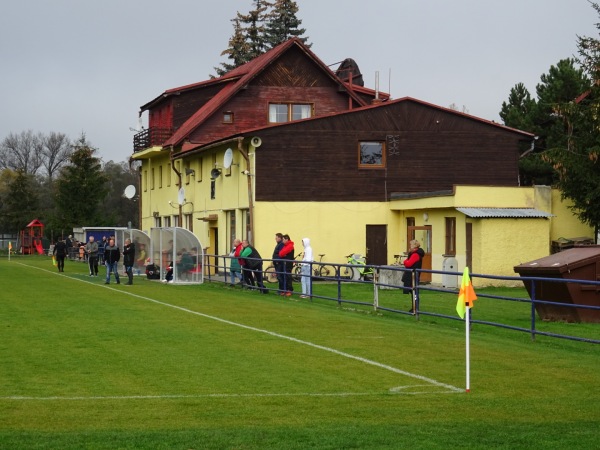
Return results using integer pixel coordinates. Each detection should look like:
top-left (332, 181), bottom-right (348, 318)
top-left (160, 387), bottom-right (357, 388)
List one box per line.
top-left (407, 226), bottom-right (432, 283)
top-left (366, 225), bottom-right (387, 265)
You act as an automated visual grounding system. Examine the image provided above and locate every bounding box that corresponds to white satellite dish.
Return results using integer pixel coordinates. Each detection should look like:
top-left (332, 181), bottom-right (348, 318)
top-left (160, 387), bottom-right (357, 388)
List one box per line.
top-left (177, 187), bottom-right (185, 205)
top-left (124, 185), bottom-right (136, 199)
top-left (223, 148), bottom-right (233, 169)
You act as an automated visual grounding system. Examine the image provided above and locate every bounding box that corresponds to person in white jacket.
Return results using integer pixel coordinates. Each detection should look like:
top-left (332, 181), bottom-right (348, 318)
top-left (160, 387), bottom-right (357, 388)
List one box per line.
top-left (301, 237), bottom-right (313, 298)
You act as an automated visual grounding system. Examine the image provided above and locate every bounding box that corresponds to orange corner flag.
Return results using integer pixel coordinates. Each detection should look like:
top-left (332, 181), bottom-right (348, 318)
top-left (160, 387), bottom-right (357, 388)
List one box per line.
top-left (456, 267), bottom-right (477, 319)
top-left (8, 241), bottom-right (12, 251)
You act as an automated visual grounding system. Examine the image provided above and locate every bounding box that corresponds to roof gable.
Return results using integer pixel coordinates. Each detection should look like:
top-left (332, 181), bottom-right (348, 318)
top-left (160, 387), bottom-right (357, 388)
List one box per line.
top-left (163, 38), bottom-right (367, 148)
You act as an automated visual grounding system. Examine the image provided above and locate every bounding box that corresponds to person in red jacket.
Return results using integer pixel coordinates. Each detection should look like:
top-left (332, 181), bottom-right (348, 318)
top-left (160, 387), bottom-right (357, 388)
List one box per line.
top-left (402, 239), bottom-right (424, 293)
top-left (278, 234), bottom-right (295, 296)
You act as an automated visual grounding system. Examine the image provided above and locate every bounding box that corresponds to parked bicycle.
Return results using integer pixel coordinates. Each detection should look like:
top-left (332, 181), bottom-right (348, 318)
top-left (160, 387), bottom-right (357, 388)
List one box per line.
top-left (263, 252), bottom-right (304, 283)
top-left (343, 253), bottom-right (375, 280)
top-left (292, 253), bottom-right (336, 280)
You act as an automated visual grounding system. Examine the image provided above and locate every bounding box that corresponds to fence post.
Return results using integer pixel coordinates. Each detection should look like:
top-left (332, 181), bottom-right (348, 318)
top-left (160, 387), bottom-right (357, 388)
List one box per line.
top-left (373, 268), bottom-right (379, 311)
top-left (336, 264), bottom-right (342, 306)
top-left (530, 280), bottom-right (537, 341)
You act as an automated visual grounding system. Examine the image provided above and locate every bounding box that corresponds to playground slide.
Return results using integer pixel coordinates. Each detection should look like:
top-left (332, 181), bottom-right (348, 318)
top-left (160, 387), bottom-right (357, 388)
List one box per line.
top-left (35, 241), bottom-right (44, 255)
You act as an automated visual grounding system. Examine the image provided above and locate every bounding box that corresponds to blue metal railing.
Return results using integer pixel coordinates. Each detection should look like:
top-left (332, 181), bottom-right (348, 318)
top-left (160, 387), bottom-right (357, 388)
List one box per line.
top-left (205, 255), bottom-right (600, 345)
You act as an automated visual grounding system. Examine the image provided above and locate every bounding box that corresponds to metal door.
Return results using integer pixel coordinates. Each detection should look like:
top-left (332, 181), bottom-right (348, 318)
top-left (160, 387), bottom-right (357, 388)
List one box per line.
top-left (366, 225), bottom-right (387, 265)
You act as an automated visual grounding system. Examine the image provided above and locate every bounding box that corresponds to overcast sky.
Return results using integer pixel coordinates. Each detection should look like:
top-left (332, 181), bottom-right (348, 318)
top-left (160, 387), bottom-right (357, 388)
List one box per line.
top-left (1, 0), bottom-right (596, 163)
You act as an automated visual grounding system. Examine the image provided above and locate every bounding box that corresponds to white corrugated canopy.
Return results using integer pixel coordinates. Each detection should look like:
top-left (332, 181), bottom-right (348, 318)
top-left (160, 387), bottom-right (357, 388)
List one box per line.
top-left (455, 207), bottom-right (554, 218)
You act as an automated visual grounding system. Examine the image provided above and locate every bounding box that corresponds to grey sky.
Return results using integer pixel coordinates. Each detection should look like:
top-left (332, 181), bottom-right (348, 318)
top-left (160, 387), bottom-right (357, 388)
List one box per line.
top-left (1, 0), bottom-right (596, 163)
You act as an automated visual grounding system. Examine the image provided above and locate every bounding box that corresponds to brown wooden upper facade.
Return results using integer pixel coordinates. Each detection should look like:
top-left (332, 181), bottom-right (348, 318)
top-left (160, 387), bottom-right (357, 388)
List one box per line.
top-left (132, 38), bottom-right (533, 202)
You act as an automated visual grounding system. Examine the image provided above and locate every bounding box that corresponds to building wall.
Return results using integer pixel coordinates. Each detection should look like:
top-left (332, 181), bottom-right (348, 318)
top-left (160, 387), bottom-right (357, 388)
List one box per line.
top-left (549, 189), bottom-right (594, 241)
top-left (252, 201), bottom-right (398, 266)
top-left (470, 217), bottom-right (550, 286)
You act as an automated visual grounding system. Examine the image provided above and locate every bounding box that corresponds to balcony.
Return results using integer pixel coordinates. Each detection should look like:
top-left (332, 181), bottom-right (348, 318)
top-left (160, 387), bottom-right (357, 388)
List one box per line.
top-left (133, 127), bottom-right (174, 152)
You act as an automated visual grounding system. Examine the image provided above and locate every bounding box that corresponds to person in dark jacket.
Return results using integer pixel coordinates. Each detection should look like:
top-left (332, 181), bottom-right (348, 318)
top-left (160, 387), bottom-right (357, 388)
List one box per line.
top-left (402, 239), bottom-right (425, 293)
top-left (104, 238), bottom-right (121, 285)
top-left (241, 240), bottom-right (267, 293)
top-left (53, 239), bottom-right (68, 272)
top-left (278, 234), bottom-right (295, 296)
top-left (402, 239), bottom-right (425, 313)
top-left (272, 233), bottom-right (284, 293)
top-left (123, 238), bottom-right (136, 285)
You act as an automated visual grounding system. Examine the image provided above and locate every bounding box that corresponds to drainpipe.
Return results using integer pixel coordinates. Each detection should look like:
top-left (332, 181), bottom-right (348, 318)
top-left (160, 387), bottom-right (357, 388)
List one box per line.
top-left (237, 137), bottom-right (254, 244)
top-left (170, 150), bottom-right (183, 226)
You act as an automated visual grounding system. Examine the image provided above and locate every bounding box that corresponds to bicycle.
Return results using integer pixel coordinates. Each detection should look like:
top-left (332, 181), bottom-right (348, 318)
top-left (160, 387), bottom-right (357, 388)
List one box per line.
top-left (263, 252), bottom-right (304, 283)
top-left (293, 253), bottom-right (336, 280)
top-left (343, 253), bottom-right (375, 280)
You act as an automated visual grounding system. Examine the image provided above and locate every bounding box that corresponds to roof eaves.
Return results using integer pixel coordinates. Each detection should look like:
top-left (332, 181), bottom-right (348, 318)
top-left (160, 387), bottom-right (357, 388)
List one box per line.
top-left (456, 207), bottom-right (554, 218)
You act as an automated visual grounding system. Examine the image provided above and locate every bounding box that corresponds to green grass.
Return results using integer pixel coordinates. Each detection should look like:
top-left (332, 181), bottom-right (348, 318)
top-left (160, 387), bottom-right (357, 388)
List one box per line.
top-left (0, 255), bottom-right (599, 449)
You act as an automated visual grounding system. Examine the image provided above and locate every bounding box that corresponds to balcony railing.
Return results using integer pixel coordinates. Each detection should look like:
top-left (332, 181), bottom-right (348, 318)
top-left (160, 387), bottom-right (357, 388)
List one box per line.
top-left (133, 127), bottom-right (174, 152)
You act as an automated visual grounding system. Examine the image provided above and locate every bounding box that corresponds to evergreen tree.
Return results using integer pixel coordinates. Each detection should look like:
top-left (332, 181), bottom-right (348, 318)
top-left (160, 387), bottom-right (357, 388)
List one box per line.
top-left (500, 82), bottom-right (536, 131)
top-left (542, 2), bottom-right (600, 237)
top-left (214, 0), bottom-right (311, 77)
top-left (533, 59), bottom-right (589, 151)
top-left (214, 17), bottom-right (251, 77)
top-left (500, 60), bottom-right (590, 186)
top-left (53, 134), bottom-right (108, 231)
top-left (0, 170), bottom-right (39, 234)
top-left (214, 1), bottom-right (271, 77)
top-left (264, 0), bottom-right (310, 49)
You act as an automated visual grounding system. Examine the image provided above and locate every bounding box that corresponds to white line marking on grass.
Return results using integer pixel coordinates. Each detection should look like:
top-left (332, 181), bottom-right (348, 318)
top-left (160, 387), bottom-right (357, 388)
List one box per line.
top-left (1, 388), bottom-right (459, 401)
top-left (16, 263), bottom-right (463, 394)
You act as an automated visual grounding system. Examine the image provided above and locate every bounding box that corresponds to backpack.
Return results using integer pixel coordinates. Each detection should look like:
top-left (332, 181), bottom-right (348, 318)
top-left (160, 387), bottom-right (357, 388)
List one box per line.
top-left (146, 263), bottom-right (160, 279)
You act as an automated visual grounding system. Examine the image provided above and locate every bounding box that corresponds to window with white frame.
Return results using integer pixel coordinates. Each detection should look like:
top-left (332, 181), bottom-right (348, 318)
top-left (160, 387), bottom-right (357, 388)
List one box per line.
top-left (269, 103), bottom-right (312, 123)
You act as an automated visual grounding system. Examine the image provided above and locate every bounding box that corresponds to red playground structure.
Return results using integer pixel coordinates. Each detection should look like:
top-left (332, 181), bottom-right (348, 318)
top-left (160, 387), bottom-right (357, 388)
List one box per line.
top-left (21, 219), bottom-right (45, 255)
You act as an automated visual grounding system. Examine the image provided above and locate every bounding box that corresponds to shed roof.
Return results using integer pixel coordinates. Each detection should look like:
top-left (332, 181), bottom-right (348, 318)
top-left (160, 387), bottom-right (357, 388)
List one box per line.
top-left (456, 207), bottom-right (553, 218)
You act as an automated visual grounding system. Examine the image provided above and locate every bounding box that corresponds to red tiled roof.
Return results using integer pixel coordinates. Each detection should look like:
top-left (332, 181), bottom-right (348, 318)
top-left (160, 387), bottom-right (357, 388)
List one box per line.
top-left (162, 38), bottom-right (368, 148)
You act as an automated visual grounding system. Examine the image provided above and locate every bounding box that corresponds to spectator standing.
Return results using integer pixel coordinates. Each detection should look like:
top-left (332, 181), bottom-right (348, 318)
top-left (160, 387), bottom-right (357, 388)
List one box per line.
top-left (85, 235), bottom-right (99, 276)
top-left (402, 239), bottom-right (425, 313)
top-left (272, 233), bottom-right (284, 293)
top-left (229, 239), bottom-right (244, 286)
top-left (278, 234), bottom-right (295, 296)
top-left (123, 238), bottom-right (136, 285)
top-left (53, 238), bottom-right (68, 272)
top-left (300, 237), bottom-right (313, 298)
top-left (104, 238), bottom-right (121, 285)
top-left (98, 236), bottom-right (108, 264)
top-left (241, 240), bottom-right (268, 293)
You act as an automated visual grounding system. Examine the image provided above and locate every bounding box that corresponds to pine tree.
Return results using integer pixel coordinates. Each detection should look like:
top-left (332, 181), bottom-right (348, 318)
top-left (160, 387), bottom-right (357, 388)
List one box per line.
top-left (214, 17), bottom-right (252, 77)
top-left (264, 0), bottom-right (310, 49)
top-left (213, 0), bottom-right (311, 77)
top-left (542, 2), bottom-right (600, 237)
top-left (53, 134), bottom-right (108, 231)
top-left (213, 1), bottom-right (271, 77)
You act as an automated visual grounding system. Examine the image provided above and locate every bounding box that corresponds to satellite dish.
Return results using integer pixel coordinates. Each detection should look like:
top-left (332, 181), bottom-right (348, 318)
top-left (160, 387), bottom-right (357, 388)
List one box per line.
top-left (124, 185), bottom-right (136, 199)
top-left (177, 187), bottom-right (185, 205)
top-left (223, 148), bottom-right (233, 169)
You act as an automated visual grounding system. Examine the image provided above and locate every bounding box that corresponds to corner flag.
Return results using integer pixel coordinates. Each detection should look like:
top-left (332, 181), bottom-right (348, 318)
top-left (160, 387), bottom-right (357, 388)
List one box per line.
top-left (456, 267), bottom-right (477, 319)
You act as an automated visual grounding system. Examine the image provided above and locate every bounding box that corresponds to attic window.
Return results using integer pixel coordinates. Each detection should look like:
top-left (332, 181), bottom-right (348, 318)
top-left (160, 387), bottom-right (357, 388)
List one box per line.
top-left (269, 103), bottom-right (312, 123)
top-left (358, 141), bottom-right (386, 168)
top-left (223, 112), bottom-right (234, 123)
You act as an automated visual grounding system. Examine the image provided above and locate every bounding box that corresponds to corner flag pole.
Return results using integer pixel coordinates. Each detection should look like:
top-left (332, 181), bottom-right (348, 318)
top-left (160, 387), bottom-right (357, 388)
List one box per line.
top-left (456, 267), bottom-right (477, 393)
top-left (465, 303), bottom-right (471, 393)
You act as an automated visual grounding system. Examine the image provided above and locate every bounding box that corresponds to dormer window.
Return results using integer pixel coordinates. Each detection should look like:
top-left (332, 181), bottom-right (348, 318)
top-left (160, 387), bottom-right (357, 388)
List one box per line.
top-left (223, 111), bottom-right (234, 123)
top-left (269, 103), bottom-right (313, 123)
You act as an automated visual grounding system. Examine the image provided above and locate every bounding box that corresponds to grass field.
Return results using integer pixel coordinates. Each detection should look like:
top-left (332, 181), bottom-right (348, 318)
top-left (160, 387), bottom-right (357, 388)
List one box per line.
top-left (1, 256), bottom-right (599, 449)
